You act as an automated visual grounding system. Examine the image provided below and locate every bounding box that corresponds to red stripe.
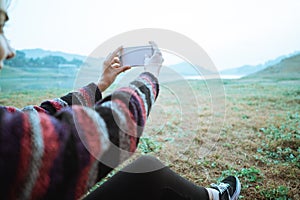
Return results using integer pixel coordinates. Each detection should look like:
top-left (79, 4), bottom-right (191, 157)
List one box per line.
top-left (50, 100), bottom-right (63, 111)
top-left (30, 113), bottom-right (60, 199)
top-left (73, 106), bottom-right (101, 198)
top-left (113, 99), bottom-right (137, 152)
top-left (33, 105), bottom-right (47, 113)
top-left (74, 106), bottom-right (102, 159)
top-left (79, 88), bottom-right (92, 107)
top-left (6, 106), bottom-right (17, 113)
top-left (9, 113), bottom-right (32, 199)
top-left (118, 87), bottom-right (147, 122)
top-left (75, 162), bottom-right (95, 199)
top-left (141, 76), bottom-right (157, 98)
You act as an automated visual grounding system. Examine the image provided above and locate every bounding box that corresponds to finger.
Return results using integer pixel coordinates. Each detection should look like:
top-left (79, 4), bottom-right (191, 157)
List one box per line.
top-left (111, 56), bottom-right (120, 65)
top-left (116, 66), bottom-right (131, 74)
top-left (111, 63), bottom-right (121, 68)
top-left (149, 41), bottom-right (159, 51)
top-left (149, 41), bottom-right (162, 55)
top-left (108, 46), bottom-right (123, 61)
top-left (149, 41), bottom-right (158, 49)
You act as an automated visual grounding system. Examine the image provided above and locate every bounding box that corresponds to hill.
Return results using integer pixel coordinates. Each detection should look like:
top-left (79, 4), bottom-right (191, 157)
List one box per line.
top-left (221, 51), bottom-right (300, 77)
top-left (245, 53), bottom-right (300, 80)
top-left (220, 64), bottom-right (267, 77)
top-left (22, 48), bottom-right (86, 61)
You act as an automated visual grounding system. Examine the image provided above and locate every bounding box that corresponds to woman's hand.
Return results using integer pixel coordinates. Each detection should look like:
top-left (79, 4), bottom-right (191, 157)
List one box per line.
top-left (144, 41), bottom-right (164, 77)
top-left (98, 46), bottom-right (131, 92)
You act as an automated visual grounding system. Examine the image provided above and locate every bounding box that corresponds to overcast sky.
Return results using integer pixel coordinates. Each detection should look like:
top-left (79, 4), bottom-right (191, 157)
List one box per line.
top-left (5, 0), bottom-right (300, 70)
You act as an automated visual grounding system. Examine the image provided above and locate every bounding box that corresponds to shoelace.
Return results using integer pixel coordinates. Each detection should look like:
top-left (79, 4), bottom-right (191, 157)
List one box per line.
top-left (210, 182), bottom-right (231, 200)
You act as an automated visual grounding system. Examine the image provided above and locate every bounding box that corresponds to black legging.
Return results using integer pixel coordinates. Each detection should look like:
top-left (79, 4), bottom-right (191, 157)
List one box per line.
top-left (84, 156), bottom-right (209, 200)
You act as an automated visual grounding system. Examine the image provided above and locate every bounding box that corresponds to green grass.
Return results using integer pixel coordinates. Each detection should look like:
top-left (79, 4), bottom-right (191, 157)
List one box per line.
top-left (260, 185), bottom-right (290, 200)
top-left (256, 112), bottom-right (300, 168)
top-left (138, 137), bottom-right (162, 154)
top-left (0, 89), bottom-right (70, 108)
top-left (0, 66), bottom-right (76, 91)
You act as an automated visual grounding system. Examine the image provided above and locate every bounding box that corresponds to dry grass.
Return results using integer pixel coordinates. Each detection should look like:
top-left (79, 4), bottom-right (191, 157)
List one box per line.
top-left (1, 78), bottom-right (299, 199)
top-left (143, 78), bottom-right (300, 200)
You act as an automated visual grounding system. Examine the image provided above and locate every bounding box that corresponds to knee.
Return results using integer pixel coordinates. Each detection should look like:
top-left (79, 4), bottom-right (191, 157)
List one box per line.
top-left (137, 155), bottom-right (164, 166)
top-left (123, 155), bottom-right (166, 173)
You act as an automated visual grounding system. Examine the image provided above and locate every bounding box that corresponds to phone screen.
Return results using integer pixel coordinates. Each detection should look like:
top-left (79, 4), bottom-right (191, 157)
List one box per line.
top-left (120, 45), bottom-right (154, 67)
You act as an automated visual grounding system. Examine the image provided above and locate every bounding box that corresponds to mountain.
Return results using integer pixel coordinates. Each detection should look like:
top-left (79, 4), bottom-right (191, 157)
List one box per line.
top-left (245, 53), bottom-right (300, 80)
top-left (220, 64), bottom-right (267, 76)
top-left (220, 51), bottom-right (300, 77)
top-left (22, 48), bottom-right (86, 61)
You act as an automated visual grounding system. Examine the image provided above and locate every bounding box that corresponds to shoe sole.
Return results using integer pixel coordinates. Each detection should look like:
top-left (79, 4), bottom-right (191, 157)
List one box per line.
top-left (231, 177), bottom-right (241, 200)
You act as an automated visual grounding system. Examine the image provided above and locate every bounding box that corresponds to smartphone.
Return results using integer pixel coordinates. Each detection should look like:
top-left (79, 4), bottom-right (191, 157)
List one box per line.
top-left (120, 45), bottom-right (154, 67)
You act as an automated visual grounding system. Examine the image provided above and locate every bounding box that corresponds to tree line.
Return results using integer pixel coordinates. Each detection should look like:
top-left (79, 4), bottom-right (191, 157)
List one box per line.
top-left (4, 50), bottom-right (83, 68)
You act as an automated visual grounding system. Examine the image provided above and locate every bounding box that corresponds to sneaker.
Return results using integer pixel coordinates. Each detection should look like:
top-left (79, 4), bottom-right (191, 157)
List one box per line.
top-left (210, 176), bottom-right (241, 200)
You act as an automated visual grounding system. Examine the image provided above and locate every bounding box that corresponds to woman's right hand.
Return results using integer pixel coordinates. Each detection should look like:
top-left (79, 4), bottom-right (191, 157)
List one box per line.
top-left (97, 46), bottom-right (131, 92)
top-left (144, 41), bottom-right (164, 77)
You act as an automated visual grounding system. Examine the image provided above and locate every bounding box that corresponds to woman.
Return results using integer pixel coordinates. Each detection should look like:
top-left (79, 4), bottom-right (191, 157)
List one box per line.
top-left (0, 1), bottom-right (240, 200)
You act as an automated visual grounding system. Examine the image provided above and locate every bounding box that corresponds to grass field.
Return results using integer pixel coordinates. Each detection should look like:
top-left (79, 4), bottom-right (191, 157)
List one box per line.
top-left (0, 66), bottom-right (77, 91)
top-left (0, 77), bottom-right (299, 199)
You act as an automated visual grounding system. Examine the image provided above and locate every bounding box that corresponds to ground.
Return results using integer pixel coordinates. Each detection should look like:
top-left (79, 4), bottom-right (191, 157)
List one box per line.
top-left (1, 78), bottom-right (299, 199)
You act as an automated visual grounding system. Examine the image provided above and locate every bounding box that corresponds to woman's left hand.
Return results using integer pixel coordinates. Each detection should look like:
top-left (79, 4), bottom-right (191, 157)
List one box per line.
top-left (97, 46), bottom-right (131, 92)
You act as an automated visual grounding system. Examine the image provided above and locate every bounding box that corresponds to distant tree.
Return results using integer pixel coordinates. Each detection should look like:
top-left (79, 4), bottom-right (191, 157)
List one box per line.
top-left (4, 50), bottom-right (83, 68)
top-left (68, 58), bottom-right (83, 66)
top-left (40, 56), bottom-right (67, 67)
top-left (4, 50), bottom-right (27, 68)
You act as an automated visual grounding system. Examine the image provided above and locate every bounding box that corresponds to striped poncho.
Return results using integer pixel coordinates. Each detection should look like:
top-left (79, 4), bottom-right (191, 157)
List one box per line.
top-left (0, 72), bottom-right (159, 199)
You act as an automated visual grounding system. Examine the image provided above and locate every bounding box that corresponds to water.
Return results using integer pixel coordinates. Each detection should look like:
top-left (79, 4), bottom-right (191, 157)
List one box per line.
top-left (184, 75), bottom-right (243, 80)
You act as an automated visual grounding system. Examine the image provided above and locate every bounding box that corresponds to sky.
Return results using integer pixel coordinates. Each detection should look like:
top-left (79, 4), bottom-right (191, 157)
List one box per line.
top-left (4, 0), bottom-right (300, 70)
